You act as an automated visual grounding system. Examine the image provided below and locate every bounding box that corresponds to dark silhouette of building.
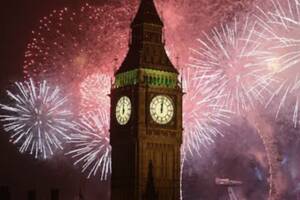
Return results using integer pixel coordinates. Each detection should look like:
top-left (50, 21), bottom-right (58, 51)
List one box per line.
top-left (79, 189), bottom-right (84, 200)
top-left (27, 190), bottom-right (36, 200)
top-left (143, 161), bottom-right (158, 200)
top-left (0, 186), bottom-right (11, 200)
top-left (51, 189), bottom-right (60, 200)
top-left (75, 184), bottom-right (85, 200)
top-left (110, 0), bottom-right (183, 199)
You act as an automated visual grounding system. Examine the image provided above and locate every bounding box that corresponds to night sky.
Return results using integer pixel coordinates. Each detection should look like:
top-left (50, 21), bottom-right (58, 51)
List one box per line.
top-left (0, 1), bottom-right (110, 199)
top-left (0, 0), bottom-right (299, 200)
top-left (1, 0), bottom-right (89, 84)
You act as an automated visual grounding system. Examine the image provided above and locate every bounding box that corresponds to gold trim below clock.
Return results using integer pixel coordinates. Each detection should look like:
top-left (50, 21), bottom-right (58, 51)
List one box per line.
top-left (116, 96), bottom-right (132, 125)
top-left (150, 95), bottom-right (174, 124)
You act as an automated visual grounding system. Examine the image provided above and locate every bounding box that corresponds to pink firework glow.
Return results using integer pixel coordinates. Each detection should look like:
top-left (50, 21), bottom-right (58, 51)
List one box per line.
top-left (22, 0), bottom-right (259, 113)
top-left (23, 0), bottom-right (257, 81)
top-left (189, 15), bottom-right (275, 114)
top-left (157, 0), bottom-right (258, 65)
top-left (256, 0), bottom-right (300, 128)
top-left (182, 67), bottom-right (232, 156)
top-left (79, 73), bottom-right (111, 114)
top-left (23, 3), bottom-right (132, 84)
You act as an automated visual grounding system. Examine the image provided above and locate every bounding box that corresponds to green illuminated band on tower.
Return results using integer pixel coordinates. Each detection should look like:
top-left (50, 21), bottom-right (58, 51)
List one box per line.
top-left (115, 68), bottom-right (178, 88)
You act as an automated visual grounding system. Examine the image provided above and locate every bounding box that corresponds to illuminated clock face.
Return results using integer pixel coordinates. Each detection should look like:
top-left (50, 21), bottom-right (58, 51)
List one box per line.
top-left (116, 96), bottom-right (131, 125)
top-left (150, 95), bottom-right (174, 125)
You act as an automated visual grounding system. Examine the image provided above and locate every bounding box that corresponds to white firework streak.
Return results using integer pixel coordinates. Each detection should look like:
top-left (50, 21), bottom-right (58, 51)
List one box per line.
top-left (182, 67), bottom-right (232, 156)
top-left (265, 75), bottom-right (300, 128)
top-left (66, 110), bottom-right (111, 180)
top-left (189, 16), bottom-right (275, 114)
top-left (0, 78), bottom-right (73, 159)
top-left (255, 0), bottom-right (300, 128)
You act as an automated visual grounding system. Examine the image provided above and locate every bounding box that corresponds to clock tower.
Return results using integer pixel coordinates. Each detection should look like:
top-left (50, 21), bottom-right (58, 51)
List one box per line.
top-left (110, 0), bottom-right (183, 199)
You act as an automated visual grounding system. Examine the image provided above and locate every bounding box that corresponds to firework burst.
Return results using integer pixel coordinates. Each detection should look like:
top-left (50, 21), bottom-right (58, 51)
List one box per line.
top-left (23, 3), bottom-right (133, 83)
top-left (182, 67), bottom-right (232, 156)
top-left (79, 72), bottom-right (111, 114)
top-left (23, 0), bottom-right (257, 82)
top-left (0, 79), bottom-right (73, 159)
top-left (256, 0), bottom-right (300, 128)
top-left (66, 110), bottom-right (111, 180)
top-left (189, 16), bottom-right (274, 114)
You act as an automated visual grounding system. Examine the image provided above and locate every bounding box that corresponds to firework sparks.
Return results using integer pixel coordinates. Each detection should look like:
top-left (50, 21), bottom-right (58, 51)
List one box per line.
top-left (23, 3), bottom-right (132, 83)
top-left (22, 0), bottom-right (260, 115)
top-left (189, 16), bottom-right (274, 114)
top-left (256, 0), bottom-right (300, 128)
top-left (66, 110), bottom-right (111, 180)
top-left (0, 79), bottom-right (73, 159)
top-left (79, 73), bottom-right (111, 114)
top-left (23, 0), bottom-right (258, 82)
top-left (182, 67), bottom-right (232, 156)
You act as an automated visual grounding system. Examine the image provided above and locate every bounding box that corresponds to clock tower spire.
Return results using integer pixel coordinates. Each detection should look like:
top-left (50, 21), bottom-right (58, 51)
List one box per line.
top-left (110, 0), bottom-right (183, 199)
top-left (116, 0), bottom-right (178, 75)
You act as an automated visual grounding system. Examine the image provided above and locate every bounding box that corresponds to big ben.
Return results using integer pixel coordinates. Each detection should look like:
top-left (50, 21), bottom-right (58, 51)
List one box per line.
top-left (110, 0), bottom-right (183, 199)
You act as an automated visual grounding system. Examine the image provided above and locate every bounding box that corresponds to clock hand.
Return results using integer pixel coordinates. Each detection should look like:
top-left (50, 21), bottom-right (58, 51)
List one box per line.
top-left (160, 99), bottom-right (164, 113)
top-left (122, 104), bottom-right (125, 114)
